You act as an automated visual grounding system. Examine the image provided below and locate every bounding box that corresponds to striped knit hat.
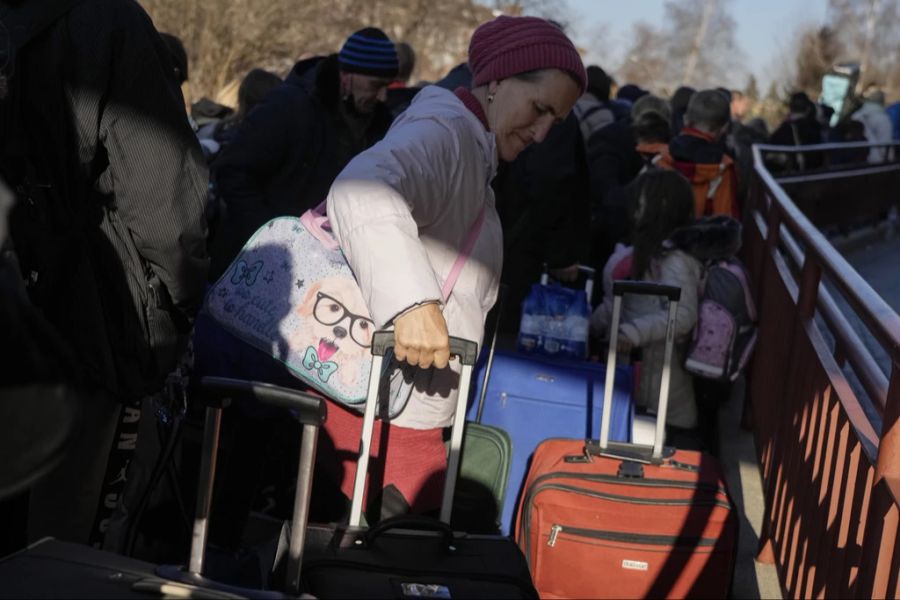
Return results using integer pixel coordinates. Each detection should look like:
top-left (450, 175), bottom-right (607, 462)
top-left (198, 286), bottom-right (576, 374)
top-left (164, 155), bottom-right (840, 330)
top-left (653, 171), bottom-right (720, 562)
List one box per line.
top-left (338, 28), bottom-right (399, 79)
top-left (468, 16), bottom-right (586, 93)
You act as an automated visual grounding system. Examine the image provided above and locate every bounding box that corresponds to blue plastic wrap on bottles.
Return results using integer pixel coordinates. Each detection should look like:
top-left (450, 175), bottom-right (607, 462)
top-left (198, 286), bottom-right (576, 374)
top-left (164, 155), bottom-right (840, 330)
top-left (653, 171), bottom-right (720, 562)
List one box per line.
top-left (517, 284), bottom-right (545, 353)
top-left (517, 282), bottom-right (590, 360)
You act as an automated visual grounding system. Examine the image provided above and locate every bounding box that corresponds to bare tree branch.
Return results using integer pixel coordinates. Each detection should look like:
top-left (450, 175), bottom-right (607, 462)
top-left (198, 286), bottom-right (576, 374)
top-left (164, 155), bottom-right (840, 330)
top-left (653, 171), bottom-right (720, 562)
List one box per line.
top-left (612, 0), bottom-right (743, 93)
top-left (682, 0), bottom-right (716, 86)
top-left (140, 0), bottom-right (496, 102)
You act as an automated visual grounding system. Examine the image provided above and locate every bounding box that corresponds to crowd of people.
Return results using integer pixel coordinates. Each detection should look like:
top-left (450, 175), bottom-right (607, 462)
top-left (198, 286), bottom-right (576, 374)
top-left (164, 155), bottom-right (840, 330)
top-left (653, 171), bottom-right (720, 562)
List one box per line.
top-left (1, 0), bottom-right (899, 578)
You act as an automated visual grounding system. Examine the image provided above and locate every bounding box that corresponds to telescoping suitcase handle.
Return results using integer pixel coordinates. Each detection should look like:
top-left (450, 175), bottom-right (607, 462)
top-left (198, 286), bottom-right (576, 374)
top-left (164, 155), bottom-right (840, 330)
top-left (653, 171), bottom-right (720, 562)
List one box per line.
top-left (587, 281), bottom-right (681, 465)
top-left (349, 331), bottom-right (479, 528)
top-left (182, 377), bottom-right (326, 597)
top-left (475, 283), bottom-right (507, 423)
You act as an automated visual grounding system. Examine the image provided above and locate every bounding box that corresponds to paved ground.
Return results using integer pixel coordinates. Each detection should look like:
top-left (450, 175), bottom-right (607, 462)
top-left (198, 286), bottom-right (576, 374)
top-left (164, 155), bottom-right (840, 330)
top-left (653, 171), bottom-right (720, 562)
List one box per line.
top-left (720, 378), bottom-right (783, 599)
top-left (838, 231), bottom-right (900, 370)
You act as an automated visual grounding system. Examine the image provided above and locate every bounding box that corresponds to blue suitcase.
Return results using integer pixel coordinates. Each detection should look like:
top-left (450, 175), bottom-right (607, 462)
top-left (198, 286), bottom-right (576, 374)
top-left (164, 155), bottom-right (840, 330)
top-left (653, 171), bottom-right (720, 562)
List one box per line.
top-left (466, 349), bottom-right (633, 535)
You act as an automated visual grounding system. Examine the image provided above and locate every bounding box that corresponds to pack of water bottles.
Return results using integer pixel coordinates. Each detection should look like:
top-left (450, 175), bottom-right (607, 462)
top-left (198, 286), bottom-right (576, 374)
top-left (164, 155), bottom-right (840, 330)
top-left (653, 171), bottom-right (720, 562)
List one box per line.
top-left (516, 266), bottom-right (594, 361)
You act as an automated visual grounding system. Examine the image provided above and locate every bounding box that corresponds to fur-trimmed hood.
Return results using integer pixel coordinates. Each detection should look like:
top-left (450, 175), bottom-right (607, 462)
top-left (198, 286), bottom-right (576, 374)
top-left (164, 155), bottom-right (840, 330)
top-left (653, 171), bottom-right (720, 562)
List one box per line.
top-left (666, 215), bottom-right (742, 262)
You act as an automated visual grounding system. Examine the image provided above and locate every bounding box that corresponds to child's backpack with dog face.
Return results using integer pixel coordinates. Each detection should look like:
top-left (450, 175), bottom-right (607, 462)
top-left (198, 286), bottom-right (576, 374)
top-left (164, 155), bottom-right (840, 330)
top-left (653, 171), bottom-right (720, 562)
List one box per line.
top-left (684, 257), bottom-right (757, 382)
top-left (203, 205), bottom-right (484, 417)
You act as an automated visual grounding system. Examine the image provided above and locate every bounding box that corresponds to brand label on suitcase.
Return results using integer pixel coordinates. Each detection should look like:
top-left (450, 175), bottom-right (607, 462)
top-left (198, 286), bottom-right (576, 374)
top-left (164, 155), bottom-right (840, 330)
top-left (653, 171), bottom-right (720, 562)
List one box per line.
top-left (400, 583), bottom-right (452, 598)
top-left (622, 559), bottom-right (649, 571)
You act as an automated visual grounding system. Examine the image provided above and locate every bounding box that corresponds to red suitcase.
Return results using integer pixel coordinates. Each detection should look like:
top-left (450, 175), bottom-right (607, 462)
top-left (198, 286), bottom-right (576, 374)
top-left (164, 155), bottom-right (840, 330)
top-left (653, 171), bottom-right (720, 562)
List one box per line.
top-left (515, 281), bottom-right (737, 599)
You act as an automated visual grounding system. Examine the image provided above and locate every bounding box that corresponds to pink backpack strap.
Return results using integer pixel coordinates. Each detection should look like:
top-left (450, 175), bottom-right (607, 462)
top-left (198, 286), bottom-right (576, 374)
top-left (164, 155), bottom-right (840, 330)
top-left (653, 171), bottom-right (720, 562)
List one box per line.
top-left (305, 199), bottom-right (486, 301)
top-left (299, 204), bottom-right (340, 251)
top-left (441, 205), bottom-right (486, 303)
top-left (611, 249), bottom-right (634, 281)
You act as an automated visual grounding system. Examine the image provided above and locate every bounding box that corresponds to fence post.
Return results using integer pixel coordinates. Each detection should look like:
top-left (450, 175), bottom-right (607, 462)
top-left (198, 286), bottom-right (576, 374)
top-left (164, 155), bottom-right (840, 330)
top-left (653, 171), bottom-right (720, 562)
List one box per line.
top-left (754, 198), bottom-right (786, 566)
top-left (856, 366), bottom-right (900, 597)
top-left (757, 247), bottom-right (824, 568)
top-left (876, 365), bottom-right (900, 483)
top-left (797, 255), bottom-right (822, 320)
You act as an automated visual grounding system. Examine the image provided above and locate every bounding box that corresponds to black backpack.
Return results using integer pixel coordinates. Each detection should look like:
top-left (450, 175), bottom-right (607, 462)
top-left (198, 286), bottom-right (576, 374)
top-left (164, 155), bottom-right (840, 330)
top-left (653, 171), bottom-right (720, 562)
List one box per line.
top-left (0, 0), bottom-right (86, 306)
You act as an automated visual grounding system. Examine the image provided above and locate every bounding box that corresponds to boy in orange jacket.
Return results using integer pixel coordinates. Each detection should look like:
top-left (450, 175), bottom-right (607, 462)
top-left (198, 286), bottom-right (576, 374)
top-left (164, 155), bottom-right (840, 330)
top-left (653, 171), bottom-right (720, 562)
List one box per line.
top-left (654, 89), bottom-right (740, 219)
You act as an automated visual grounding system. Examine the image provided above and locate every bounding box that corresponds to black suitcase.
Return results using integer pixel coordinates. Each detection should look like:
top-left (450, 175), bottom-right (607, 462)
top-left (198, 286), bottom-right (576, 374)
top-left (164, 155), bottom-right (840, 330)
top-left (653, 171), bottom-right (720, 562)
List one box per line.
top-left (0, 538), bottom-right (164, 599)
top-left (0, 537), bottom-right (269, 599)
top-left (0, 378), bottom-right (325, 599)
top-left (301, 332), bottom-right (538, 599)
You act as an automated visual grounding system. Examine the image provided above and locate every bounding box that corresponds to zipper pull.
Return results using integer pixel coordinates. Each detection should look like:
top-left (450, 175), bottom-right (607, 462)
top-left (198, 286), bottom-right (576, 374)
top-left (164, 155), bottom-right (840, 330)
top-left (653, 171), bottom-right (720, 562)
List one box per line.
top-left (547, 524), bottom-right (562, 547)
top-left (665, 459), bottom-right (700, 473)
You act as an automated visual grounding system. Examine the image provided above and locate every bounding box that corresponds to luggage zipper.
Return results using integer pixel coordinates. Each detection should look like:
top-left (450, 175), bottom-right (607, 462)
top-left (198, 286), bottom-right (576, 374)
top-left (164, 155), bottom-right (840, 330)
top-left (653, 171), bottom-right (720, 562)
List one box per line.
top-left (302, 557), bottom-right (534, 592)
top-left (530, 470), bottom-right (728, 497)
top-left (547, 524), bottom-right (562, 547)
top-left (546, 523), bottom-right (719, 548)
top-left (527, 482), bottom-right (731, 510)
top-left (521, 482), bottom-right (730, 563)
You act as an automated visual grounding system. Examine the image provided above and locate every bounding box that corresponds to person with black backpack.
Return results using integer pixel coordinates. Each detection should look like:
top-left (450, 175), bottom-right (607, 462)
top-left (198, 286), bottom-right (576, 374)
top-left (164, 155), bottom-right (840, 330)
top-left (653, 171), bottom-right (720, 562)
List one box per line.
top-left (0, 0), bottom-right (209, 550)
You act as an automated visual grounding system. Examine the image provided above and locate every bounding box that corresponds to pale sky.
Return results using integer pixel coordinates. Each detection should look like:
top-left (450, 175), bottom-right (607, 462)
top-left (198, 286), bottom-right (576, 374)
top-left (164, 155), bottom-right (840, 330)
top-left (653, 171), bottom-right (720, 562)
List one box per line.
top-left (562, 0), bottom-right (831, 90)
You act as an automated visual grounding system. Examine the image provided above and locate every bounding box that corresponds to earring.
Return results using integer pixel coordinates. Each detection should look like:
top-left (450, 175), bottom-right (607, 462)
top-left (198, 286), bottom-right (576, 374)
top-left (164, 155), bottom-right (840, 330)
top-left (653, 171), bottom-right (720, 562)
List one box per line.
top-left (487, 93), bottom-right (494, 103)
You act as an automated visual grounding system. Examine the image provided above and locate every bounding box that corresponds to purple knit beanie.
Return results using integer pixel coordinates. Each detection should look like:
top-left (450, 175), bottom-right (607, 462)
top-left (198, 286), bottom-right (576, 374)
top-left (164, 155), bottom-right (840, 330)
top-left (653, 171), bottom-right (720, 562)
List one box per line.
top-left (468, 16), bottom-right (586, 93)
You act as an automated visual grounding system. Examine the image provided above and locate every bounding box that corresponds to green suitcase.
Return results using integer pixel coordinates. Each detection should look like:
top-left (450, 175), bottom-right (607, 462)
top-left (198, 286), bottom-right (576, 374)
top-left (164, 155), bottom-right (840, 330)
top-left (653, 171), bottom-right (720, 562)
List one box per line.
top-left (448, 421), bottom-right (512, 534)
top-left (448, 289), bottom-right (512, 534)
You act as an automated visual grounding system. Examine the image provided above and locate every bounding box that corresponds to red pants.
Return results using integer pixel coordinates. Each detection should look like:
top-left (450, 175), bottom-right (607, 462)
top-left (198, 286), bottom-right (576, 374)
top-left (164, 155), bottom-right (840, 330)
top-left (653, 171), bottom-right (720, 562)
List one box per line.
top-left (320, 399), bottom-right (447, 514)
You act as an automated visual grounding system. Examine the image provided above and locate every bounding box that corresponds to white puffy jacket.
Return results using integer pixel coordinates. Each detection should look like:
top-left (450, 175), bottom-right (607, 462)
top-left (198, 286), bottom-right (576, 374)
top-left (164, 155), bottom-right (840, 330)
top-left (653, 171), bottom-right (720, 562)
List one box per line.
top-left (327, 86), bottom-right (503, 429)
top-left (591, 248), bottom-right (701, 429)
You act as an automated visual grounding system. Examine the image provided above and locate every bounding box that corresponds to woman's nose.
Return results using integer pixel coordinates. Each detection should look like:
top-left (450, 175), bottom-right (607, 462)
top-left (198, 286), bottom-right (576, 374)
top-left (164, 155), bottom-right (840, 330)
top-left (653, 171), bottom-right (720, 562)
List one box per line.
top-left (532, 117), bottom-right (555, 144)
top-left (333, 326), bottom-right (348, 339)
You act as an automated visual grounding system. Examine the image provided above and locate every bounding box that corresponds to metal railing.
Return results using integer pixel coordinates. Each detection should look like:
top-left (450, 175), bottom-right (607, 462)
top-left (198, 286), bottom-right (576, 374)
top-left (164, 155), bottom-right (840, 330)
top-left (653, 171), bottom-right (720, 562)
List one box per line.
top-left (758, 140), bottom-right (899, 172)
top-left (745, 142), bottom-right (900, 598)
top-left (756, 142), bottom-right (900, 231)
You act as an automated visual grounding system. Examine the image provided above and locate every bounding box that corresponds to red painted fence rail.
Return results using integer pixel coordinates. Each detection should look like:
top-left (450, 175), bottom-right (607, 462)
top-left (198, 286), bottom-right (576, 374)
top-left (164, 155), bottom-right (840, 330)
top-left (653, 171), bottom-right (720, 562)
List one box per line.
top-left (746, 142), bottom-right (900, 598)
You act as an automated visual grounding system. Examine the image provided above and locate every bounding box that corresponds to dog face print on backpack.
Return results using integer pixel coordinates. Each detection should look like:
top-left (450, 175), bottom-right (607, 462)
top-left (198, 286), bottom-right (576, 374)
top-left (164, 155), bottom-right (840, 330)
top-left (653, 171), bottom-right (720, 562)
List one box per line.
top-left (290, 277), bottom-right (374, 387)
top-left (204, 216), bottom-right (378, 409)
